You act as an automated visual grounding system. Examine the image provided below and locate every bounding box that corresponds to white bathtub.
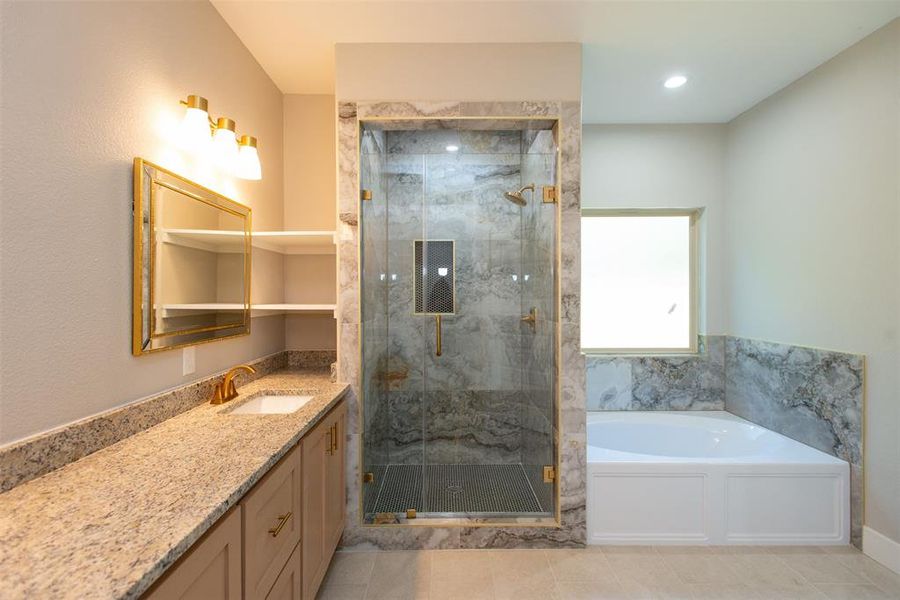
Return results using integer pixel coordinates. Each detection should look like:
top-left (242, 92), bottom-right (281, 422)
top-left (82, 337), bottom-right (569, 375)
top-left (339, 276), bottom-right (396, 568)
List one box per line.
top-left (586, 411), bottom-right (850, 545)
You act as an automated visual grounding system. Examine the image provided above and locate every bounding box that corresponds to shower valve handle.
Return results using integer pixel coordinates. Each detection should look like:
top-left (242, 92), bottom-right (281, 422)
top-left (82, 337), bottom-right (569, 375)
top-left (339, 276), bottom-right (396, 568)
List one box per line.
top-left (521, 308), bottom-right (537, 332)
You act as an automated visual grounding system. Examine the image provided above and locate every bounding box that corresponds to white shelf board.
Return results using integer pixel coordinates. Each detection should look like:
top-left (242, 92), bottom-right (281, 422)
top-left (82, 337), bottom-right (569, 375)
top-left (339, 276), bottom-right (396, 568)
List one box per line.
top-left (159, 303), bottom-right (336, 318)
top-left (252, 304), bottom-right (336, 316)
top-left (252, 231), bottom-right (336, 255)
top-left (159, 229), bottom-right (246, 253)
top-left (159, 229), bottom-right (336, 255)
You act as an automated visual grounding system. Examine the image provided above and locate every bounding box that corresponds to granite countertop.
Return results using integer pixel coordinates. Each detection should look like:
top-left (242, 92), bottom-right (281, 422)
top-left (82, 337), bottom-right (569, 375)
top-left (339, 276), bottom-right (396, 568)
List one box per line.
top-left (0, 369), bottom-right (349, 599)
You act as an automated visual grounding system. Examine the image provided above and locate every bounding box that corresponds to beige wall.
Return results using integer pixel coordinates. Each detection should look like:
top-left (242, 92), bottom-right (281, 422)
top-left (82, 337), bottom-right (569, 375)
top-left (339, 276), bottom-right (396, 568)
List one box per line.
top-left (283, 255), bottom-right (336, 350)
top-left (283, 95), bottom-right (338, 350)
top-left (582, 124), bottom-right (727, 335)
top-left (252, 248), bottom-right (286, 305)
top-left (283, 95), bottom-right (336, 231)
top-left (335, 43), bottom-right (582, 101)
top-left (285, 315), bottom-right (337, 351)
top-left (285, 256), bottom-right (336, 304)
top-left (725, 20), bottom-right (900, 544)
top-left (0, 1), bottom-right (285, 445)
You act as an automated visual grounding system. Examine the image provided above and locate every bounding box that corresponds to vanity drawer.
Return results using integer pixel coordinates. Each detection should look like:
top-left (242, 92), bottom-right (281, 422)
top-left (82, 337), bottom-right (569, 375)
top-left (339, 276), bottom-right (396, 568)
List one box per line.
top-left (241, 444), bottom-right (302, 600)
top-left (265, 542), bottom-right (302, 600)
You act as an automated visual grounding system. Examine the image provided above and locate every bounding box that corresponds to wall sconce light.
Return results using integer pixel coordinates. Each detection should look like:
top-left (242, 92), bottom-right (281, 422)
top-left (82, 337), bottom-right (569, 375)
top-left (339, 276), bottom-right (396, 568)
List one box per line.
top-left (212, 117), bottom-right (239, 171)
top-left (237, 135), bottom-right (262, 181)
top-left (180, 95), bottom-right (212, 152)
top-left (178, 95), bottom-right (262, 180)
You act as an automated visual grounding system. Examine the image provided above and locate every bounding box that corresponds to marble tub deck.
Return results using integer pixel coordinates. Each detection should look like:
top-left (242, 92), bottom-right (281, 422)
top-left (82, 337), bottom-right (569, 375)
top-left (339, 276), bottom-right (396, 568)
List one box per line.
top-left (0, 369), bottom-right (348, 600)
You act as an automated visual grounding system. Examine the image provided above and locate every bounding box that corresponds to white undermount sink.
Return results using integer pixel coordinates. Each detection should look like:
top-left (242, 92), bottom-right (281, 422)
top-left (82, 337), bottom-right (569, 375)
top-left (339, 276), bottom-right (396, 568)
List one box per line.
top-left (228, 395), bottom-right (314, 415)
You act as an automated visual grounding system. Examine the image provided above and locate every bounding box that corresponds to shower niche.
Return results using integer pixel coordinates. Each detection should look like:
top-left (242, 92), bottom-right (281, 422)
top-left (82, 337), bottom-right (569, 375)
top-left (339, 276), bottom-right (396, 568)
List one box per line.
top-left (359, 118), bottom-right (560, 525)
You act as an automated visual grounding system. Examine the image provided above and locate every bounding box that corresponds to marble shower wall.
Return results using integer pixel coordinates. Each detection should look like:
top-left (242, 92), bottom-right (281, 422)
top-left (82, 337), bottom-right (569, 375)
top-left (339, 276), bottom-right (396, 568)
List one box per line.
top-left (724, 336), bottom-right (865, 546)
top-left (337, 101), bottom-right (585, 549)
top-left (585, 335), bottom-right (726, 410)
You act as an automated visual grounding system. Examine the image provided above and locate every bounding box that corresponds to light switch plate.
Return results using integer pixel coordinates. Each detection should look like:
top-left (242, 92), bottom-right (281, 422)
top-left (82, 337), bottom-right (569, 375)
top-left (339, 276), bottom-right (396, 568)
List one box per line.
top-left (182, 347), bottom-right (196, 376)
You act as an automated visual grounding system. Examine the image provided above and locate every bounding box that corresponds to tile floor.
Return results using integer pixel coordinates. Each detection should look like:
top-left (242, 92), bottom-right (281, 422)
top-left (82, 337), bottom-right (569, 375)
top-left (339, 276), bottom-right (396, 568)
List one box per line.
top-left (316, 545), bottom-right (900, 600)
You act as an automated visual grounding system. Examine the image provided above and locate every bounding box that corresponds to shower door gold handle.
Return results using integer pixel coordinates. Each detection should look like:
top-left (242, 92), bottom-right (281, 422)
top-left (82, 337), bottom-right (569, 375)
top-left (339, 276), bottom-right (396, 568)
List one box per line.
top-left (435, 315), bottom-right (442, 357)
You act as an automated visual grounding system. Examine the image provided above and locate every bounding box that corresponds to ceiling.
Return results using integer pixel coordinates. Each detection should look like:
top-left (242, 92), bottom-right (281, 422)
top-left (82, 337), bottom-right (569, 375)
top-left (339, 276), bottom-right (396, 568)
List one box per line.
top-left (212, 1), bottom-right (900, 123)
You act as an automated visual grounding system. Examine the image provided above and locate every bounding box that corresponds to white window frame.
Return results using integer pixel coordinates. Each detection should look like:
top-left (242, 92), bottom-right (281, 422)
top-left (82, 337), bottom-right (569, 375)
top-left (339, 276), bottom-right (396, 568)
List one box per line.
top-left (580, 207), bottom-right (701, 355)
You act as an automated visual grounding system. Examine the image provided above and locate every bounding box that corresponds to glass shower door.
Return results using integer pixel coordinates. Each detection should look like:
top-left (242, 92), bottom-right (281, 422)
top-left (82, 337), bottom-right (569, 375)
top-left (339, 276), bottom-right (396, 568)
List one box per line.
top-left (418, 128), bottom-right (557, 518)
top-left (361, 122), bottom-right (558, 523)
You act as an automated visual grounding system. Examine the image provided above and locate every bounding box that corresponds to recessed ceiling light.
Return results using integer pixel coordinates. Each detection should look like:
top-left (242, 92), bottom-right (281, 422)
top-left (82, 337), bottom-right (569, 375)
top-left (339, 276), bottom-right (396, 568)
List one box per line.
top-left (664, 75), bottom-right (688, 89)
top-left (446, 145), bottom-right (459, 152)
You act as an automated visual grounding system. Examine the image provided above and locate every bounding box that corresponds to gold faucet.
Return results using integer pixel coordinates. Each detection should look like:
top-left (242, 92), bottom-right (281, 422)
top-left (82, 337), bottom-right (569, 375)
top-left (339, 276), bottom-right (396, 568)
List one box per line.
top-left (210, 364), bottom-right (257, 404)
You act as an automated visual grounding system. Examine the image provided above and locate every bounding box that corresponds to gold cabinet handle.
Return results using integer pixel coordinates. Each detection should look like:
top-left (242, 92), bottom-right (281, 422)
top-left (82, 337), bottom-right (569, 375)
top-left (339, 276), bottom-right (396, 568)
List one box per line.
top-left (326, 427), bottom-right (333, 456)
top-left (268, 512), bottom-right (292, 537)
top-left (332, 422), bottom-right (339, 452)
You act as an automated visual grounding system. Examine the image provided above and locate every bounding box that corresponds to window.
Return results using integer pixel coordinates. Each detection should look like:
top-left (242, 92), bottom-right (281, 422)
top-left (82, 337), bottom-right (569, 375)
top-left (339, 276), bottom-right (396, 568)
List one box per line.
top-left (581, 209), bottom-right (699, 353)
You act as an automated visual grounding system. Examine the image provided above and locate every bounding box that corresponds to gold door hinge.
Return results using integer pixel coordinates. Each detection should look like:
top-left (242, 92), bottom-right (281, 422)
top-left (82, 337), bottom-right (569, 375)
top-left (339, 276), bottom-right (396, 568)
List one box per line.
top-left (542, 465), bottom-right (556, 483)
top-left (374, 512), bottom-right (399, 524)
top-left (363, 472), bottom-right (375, 484)
top-left (360, 189), bottom-right (372, 201)
top-left (405, 508), bottom-right (417, 519)
top-left (542, 186), bottom-right (558, 204)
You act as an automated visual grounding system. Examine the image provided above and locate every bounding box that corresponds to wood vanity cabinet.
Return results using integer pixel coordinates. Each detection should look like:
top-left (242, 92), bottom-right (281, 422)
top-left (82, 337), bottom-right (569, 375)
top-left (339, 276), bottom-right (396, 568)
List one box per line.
top-left (265, 543), bottom-right (302, 600)
top-left (241, 443), bottom-right (303, 600)
top-left (144, 507), bottom-right (243, 600)
top-left (144, 398), bottom-right (345, 600)
top-left (301, 402), bottom-right (347, 600)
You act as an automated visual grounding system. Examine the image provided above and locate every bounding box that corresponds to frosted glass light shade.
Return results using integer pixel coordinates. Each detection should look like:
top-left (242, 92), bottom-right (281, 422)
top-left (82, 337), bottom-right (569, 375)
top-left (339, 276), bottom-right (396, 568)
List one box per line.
top-left (212, 126), bottom-right (239, 171)
top-left (237, 138), bottom-right (262, 180)
top-left (180, 107), bottom-right (211, 151)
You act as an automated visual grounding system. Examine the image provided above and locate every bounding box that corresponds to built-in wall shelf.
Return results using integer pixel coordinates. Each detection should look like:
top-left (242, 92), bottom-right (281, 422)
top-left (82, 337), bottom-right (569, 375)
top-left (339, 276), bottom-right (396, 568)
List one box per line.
top-left (252, 303), bottom-right (336, 316)
top-left (253, 231), bottom-right (336, 255)
top-left (159, 229), bottom-right (245, 253)
top-left (160, 303), bottom-right (336, 318)
top-left (159, 229), bottom-right (336, 255)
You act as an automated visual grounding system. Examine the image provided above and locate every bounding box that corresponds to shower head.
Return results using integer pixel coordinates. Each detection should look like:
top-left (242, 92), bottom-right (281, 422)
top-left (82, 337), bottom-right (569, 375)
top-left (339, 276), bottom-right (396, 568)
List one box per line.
top-left (504, 183), bottom-right (535, 206)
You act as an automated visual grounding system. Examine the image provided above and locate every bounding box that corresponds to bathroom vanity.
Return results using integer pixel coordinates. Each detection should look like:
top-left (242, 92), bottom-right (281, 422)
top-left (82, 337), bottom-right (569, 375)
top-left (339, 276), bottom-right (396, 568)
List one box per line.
top-left (145, 398), bottom-right (346, 600)
top-left (0, 370), bottom-right (349, 600)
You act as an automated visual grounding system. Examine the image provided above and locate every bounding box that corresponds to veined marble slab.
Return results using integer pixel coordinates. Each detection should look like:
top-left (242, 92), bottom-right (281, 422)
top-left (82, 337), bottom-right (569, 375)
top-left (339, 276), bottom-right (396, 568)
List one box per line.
top-left (586, 335), bottom-right (726, 411)
top-left (725, 336), bottom-right (864, 546)
top-left (725, 337), bottom-right (863, 465)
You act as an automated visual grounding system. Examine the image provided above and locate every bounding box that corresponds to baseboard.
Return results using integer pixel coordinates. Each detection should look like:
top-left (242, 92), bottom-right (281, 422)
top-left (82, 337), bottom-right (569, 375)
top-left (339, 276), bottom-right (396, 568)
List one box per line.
top-left (863, 525), bottom-right (900, 575)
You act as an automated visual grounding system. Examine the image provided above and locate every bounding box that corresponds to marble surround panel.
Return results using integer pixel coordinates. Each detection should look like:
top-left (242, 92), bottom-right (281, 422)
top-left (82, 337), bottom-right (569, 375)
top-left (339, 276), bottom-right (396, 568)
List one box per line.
top-left (585, 335), bottom-right (726, 411)
top-left (338, 100), bottom-right (584, 548)
top-left (725, 336), bottom-right (864, 546)
top-left (725, 337), bottom-right (864, 467)
top-left (0, 351), bottom-right (289, 493)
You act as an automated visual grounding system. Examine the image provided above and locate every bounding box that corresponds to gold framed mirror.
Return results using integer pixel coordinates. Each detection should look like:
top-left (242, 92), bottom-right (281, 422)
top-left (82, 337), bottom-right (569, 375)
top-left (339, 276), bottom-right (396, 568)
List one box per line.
top-left (132, 158), bottom-right (251, 355)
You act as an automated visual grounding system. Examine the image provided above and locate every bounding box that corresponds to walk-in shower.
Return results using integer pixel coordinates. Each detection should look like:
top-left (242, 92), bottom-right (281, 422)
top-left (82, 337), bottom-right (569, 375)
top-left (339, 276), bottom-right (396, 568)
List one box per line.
top-left (359, 119), bottom-right (560, 524)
